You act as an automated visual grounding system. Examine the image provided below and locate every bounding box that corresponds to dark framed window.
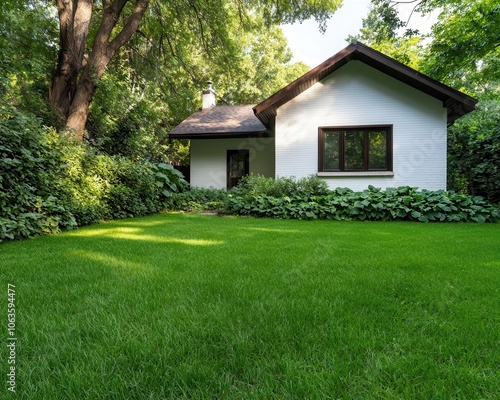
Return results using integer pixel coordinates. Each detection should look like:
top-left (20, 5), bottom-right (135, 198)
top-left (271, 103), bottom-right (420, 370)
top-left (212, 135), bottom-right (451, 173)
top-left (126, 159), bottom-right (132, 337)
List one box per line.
top-left (318, 126), bottom-right (393, 172)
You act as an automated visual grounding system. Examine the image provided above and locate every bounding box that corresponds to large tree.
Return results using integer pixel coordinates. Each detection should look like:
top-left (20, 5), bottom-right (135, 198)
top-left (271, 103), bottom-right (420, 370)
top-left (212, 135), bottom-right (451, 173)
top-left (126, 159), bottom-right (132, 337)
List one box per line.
top-left (49, 0), bottom-right (149, 138)
top-left (48, 0), bottom-right (342, 139)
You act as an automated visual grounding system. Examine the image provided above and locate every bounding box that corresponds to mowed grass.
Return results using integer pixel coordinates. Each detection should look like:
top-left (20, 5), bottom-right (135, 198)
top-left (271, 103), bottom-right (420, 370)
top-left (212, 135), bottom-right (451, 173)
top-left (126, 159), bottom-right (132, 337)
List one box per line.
top-left (1, 213), bottom-right (499, 399)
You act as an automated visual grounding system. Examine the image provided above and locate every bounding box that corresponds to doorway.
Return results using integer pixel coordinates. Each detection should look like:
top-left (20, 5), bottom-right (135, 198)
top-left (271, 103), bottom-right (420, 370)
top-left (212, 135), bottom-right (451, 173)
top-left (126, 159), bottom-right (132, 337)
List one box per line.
top-left (227, 149), bottom-right (249, 189)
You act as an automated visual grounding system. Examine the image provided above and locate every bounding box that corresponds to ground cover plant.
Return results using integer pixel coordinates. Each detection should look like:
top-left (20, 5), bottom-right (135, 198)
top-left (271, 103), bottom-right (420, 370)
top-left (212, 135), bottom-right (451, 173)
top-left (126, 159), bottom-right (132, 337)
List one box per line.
top-left (168, 176), bottom-right (499, 223)
top-left (226, 185), bottom-right (500, 222)
top-left (1, 213), bottom-right (499, 399)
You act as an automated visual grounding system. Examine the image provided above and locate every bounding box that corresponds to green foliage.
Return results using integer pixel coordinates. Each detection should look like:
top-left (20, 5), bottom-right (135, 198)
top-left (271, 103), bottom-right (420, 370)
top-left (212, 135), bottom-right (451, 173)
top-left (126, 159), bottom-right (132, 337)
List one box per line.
top-left (420, 0), bottom-right (500, 93)
top-left (87, 69), bottom-right (180, 163)
top-left (226, 185), bottom-right (499, 223)
top-left (0, 106), bottom-right (188, 241)
top-left (153, 163), bottom-right (189, 198)
top-left (448, 100), bottom-right (500, 203)
top-left (59, 146), bottom-right (185, 225)
top-left (167, 176), bottom-right (498, 222)
top-left (348, 0), bottom-right (424, 69)
top-left (358, 0), bottom-right (500, 97)
top-left (167, 188), bottom-right (229, 212)
top-left (0, 0), bottom-right (58, 124)
top-left (0, 106), bottom-right (76, 241)
top-left (234, 174), bottom-right (329, 198)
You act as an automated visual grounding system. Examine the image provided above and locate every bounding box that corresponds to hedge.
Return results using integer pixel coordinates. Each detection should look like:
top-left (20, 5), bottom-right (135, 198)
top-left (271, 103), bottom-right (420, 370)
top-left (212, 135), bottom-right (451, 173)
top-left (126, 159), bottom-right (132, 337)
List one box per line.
top-left (0, 106), bottom-right (187, 241)
top-left (226, 185), bottom-right (499, 223)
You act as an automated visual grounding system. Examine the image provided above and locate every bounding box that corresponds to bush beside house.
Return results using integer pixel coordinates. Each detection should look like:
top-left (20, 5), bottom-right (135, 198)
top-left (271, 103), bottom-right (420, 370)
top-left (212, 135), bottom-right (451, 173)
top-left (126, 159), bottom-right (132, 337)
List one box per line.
top-left (0, 106), bottom-right (187, 241)
top-left (168, 175), bottom-right (500, 223)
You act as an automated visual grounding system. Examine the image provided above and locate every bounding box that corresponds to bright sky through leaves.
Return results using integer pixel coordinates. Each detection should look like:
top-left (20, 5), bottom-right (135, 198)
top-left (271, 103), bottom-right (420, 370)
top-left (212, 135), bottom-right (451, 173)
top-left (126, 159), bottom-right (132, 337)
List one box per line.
top-left (282, 0), bottom-right (438, 67)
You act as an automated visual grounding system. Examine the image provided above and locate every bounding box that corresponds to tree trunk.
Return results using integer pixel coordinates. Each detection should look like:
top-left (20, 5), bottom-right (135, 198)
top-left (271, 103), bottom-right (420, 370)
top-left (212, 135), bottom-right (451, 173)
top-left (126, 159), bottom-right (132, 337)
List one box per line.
top-left (49, 0), bottom-right (93, 120)
top-left (50, 0), bottom-right (149, 138)
top-left (65, 67), bottom-right (99, 140)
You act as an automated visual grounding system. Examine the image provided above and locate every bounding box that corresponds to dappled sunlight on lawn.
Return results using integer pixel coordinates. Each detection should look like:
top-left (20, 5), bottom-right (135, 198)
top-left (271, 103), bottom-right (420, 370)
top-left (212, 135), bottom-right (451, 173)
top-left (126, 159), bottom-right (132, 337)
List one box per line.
top-left (104, 233), bottom-right (224, 246)
top-left (69, 226), bottom-right (224, 246)
top-left (4, 214), bottom-right (500, 400)
top-left (69, 227), bottom-right (143, 237)
top-left (483, 261), bottom-right (500, 268)
top-left (244, 227), bottom-right (303, 234)
top-left (121, 219), bottom-right (175, 227)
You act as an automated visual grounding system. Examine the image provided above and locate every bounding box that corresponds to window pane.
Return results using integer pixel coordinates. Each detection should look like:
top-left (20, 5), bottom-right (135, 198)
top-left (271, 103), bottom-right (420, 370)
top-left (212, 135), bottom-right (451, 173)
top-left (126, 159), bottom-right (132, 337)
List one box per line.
top-left (230, 154), bottom-right (246, 177)
top-left (344, 131), bottom-right (364, 170)
top-left (369, 130), bottom-right (387, 170)
top-left (323, 131), bottom-right (340, 170)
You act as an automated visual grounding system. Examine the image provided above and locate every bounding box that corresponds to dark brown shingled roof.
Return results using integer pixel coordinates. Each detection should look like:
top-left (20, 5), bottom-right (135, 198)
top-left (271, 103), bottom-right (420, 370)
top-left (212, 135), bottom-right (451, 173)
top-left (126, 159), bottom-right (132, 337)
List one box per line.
top-left (253, 42), bottom-right (477, 127)
top-left (169, 105), bottom-right (267, 139)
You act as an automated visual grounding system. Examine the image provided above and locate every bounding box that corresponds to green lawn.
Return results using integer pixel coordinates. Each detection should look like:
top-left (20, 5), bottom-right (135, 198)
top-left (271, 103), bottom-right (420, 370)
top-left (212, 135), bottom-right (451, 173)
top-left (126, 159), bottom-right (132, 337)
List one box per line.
top-left (1, 213), bottom-right (499, 399)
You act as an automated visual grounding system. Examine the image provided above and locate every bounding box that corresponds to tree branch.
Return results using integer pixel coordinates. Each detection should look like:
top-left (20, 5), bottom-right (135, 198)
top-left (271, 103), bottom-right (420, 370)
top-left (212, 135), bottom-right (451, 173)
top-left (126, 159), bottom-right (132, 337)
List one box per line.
top-left (188, 0), bottom-right (210, 56)
top-left (109, 0), bottom-right (150, 53)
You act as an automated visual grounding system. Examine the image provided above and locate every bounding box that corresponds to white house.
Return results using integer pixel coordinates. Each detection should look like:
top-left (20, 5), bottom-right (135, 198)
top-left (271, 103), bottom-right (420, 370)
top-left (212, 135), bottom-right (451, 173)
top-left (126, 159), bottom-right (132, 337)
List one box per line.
top-left (169, 42), bottom-right (477, 191)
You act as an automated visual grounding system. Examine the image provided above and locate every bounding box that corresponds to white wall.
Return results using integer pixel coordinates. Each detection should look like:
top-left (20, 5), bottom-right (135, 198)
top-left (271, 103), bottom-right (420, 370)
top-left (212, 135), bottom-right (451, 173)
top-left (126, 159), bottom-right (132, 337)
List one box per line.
top-left (275, 61), bottom-right (448, 191)
top-left (190, 137), bottom-right (275, 189)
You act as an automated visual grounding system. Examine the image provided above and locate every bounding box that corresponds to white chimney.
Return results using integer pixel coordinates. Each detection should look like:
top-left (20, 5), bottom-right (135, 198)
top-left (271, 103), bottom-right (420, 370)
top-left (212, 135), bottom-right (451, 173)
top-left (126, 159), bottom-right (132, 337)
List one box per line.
top-left (202, 81), bottom-right (216, 110)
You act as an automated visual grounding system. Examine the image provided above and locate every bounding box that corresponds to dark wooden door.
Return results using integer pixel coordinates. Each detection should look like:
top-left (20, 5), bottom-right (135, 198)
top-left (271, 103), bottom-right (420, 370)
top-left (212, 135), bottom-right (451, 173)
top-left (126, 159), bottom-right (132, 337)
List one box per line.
top-left (227, 150), bottom-right (249, 189)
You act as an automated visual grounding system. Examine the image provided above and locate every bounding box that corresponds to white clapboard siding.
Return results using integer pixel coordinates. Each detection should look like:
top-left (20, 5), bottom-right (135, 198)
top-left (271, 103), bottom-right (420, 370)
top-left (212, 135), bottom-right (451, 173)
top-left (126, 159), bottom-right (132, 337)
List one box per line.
top-left (275, 61), bottom-right (448, 191)
top-left (190, 138), bottom-right (275, 189)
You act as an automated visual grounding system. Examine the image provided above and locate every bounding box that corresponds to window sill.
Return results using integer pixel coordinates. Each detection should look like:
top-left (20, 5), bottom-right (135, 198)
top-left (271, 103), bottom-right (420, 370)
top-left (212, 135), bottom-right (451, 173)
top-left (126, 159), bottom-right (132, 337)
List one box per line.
top-left (317, 171), bottom-right (395, 177)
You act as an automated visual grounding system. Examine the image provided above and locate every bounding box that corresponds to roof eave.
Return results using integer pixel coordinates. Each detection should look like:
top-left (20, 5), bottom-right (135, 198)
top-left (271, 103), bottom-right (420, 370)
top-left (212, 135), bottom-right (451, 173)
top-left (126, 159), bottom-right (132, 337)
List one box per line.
top-left (253, 44), bottom-right (357, 126)
top-left (253, 42), bottom-right (478, 127)
top-left (169, 130), bottom-right (270, 140)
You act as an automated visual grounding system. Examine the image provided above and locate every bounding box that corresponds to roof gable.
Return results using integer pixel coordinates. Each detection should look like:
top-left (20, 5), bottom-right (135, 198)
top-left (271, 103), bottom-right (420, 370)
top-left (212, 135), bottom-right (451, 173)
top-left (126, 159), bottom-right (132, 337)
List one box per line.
top-left (253, 42), bottom-right (477, 127)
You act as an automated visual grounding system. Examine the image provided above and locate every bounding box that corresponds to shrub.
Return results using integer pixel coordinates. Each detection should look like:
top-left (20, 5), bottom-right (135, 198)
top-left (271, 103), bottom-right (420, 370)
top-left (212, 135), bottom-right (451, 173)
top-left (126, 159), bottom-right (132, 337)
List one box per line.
top-left (165, 175), bottom-right (328, 213)
top-left (0, 106), bottom-right (77, 241)
top-left (168, 178), bottom-right (498, 223)
top-left (0, 106), bottom-right (188, 241)
top-left (226, 186), bottom-right (499, 223)
top-left (234, 174), bottom-right (329, 197)
top-left (448, 100), bottom-right (500, 204)
top-left (61, 146), bottom-right (187, 224)
top-left (168, 188), bottom-right (229, 212)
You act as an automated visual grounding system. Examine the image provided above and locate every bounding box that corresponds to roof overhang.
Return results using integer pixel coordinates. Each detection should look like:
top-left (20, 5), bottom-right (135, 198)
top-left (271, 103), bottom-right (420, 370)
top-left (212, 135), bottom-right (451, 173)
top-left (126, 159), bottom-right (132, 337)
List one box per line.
top-left (169, 104), bottom-right (268, 139)
top-left (169, 130), bottom-right (269, 139)
top-left (253, 42), bottom-right (478, 127)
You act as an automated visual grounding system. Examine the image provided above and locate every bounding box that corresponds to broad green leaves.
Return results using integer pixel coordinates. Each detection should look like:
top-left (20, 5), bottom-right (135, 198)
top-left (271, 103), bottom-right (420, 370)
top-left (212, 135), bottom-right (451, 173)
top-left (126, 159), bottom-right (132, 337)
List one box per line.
top-left (0, 1), bottom-right (58, 123)
top-left (225, 184), bottom-right (499, 222)
top-left (154, 163), bottom-right (189, 197)
top-left (421, 0), bottom-right (500, 94)
top-left (167, 176), bottom-right (499, 222)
